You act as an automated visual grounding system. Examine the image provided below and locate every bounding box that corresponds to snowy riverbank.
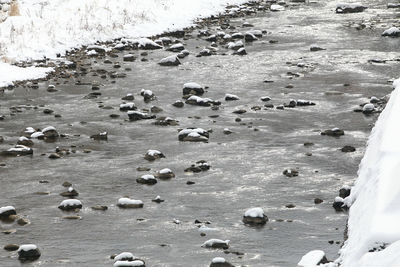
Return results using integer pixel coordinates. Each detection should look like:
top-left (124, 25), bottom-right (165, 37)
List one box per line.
top-left (337, 78), bottom-right (400, 267)
top-left (0, 0), bottom-right (247, 87)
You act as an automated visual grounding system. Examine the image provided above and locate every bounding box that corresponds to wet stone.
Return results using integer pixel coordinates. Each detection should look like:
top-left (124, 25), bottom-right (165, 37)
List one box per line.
top-left (91, 205), bottom-right (108, 211)
top-left (283, 169), bottom-right (299, 177)
top-left (18, 244), bottom-right (41, 262)
top-left (4, 244), bottom-right (19, 251)
top-left (341, 145), bottom-right (356, 152)
top-left (321, 128), bottom-right (344, 137)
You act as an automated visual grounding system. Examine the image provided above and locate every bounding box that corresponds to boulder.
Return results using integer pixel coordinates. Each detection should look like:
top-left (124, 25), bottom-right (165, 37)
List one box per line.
top-left (1, 145), bottom-right (33, 157)
top-left (90, 132), bottom-right (108, 141)
top-left (382, 27), bottom-right (400, 37)
top-left (321, 128), bottom-right (344, 137)
top-left (283, 169), bottom-right (299, 177)
top-left (136, 174), bottom-right (157, 185)
top-left (17, 244), bottom-right (41, 262)
top-left (140, 89), bottom-right (155, 102)
top-left (158, 55), bottom-right (181, 66)
top-left (336, 3), bottom-right (367, 13)
top-left (202, 239), bottom-right (230, 249)
top-left (298, 250), bottom-right (329, 267)
top-left (186, 95), bottom-right (220, 106)
top-left (183, 82), bottom-right (204, 96)
top-left (167, 43), bottom-right (185, 52)
top-left (178, 128), bottom-right (209, 142)
top-left (210, 257), bottom-right (234, 267)
top-left (0, 206), bottom-right (16, 219)
top-left (138, 38), bottom-right (163, 50)
top-left (119, 103), bottom-right (137, 111)
top-left (58, 199), bottom-right (82, 211)
top-left (17, 136), bottom-right (34, 147)
top-left (243, 207), bottom-right (268, 225)
top-left (144, 150), bottom-right (165, 161)
top-left (117, 198), bottom-right (144, 208)
top-left (155, 168), bottom-right (175, 179)
top-left (127, 111), bottom-right (156, 121)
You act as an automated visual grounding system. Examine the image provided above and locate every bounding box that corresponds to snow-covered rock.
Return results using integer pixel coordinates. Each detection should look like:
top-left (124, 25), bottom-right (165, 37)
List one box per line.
top-left (183, 82), bottom-right (204, 96)
top-left (140, 89), bottom-right (155, 102)
top-left (123, 54), bottom-right (136, 62)
top-left (138, 38), bottom-right (163, 50)
top-left (225, 93), bottom-right (240, 101)
top-left (58, 199), bottom-right (82, 211)
top-left (127, 111), bottom-right (156, 121)
top-left (17, 136), bottom-right (34, 147)
top-left (119, 102), bottom-right (137, 111)
top-left (270, 4), bottom-right (285, 11)
top-left (382, 27), bottom-right (400, 37)
top-left (42, 126), bottom-right (59, 138)
top-left (158, 55), bottom-right (181, 66)
top-left (335, 3), bottom-right (367, 13)
top-left (155, 168), bottom-right (175, 179)
top-left (298, 250), bottom-right (328, 267)
top-left (17, 244), bottom-right (41, 261)
top-left (178, 128), bottom-right (209, 142)
top-left (114, 260), bottom-right (145, 267)
top-left (114, 252), bottom-right (135, 262)
top-left (186, 95), bottom-right (220, 106)
top-left (362, 103), bottom-right (375, 114)
top-left (202, 239), bottom-right (230, 249)
top-left (144, 149), bottom-right (165, 161)
top-left (0, 205), bottom-right (16, 219)
top-left (210, 257), bottom-right (234, 267)
top-left (1, 145), bottom-right (33, 157)
top-left (227, 40), bottom-right (244, 50)
top-left (117, 198), bottom-right (144, 208)
top-left (136, 174), bottom-right (157, 185)
top-left (167, 43), bottom-right (185, 52)
top-left (321, 128), bottom-right (344, 137)
top-left (243, 207), bottom-right (268, 225)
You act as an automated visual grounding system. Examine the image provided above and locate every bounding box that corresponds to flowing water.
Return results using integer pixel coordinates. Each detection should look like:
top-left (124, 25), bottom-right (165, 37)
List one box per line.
top-left (0, 1), bottom-right (398, 266)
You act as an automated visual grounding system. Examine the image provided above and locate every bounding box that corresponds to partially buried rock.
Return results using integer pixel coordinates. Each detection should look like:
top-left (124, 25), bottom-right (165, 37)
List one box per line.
top-left (113, 252), bottom-right (135, 262)
top-left (136, 174), bottom-right (157, 185)
top-left (58, 199), bottom-right (82, 211)
top-left (123, 54), bottom-right (136, 62)
top-left (243, 207), bottom-right (268, 225)
top-left (117, 198), bottom-right (144, 208)
top-left (202, 239), bottom-right (230, 249)
top-left (91, 205), bottom-right (108, 211)
top-left (144, 149), bottom-right (165, 161)
top-left (158, 55), bottom-right (181, 66)
top-left (298, 250), bottom-right (329, 267)
top-left (233, 47), bottom-right (247, 55)
top-left (183, 82), bottom-right (204, 96)
top-left (127, 111), bottom-right (156, 121)
top-left (152, 195), bottom-right (164, 203)
top-left (0, 206), bottom-right (16, 219)
top-left (18, 244), bottom-right (41, 262)
top-left (332, 197), bottom-right (348, 212)
top-left (310, 45), bottom-right (325, 51)
top-left (321, 128), bottom-right (344, 137)
top-left (167, 43), bottom-right (185, 52)
top-left (90, 132), bottom-right (108, 141)
top-left (283, 169), bottom-right (299, 177)
top-left (178, 128), bottom-right (209, 142)
top-left (210, 257), bottom-right (234, 267)
top-left (339, 185), bottom-right (351, 198)
top-left (155, 168), bottom-right (175, 179)
top-left (138, 38), bottom-right (163, 50)
top-left (122, 94), bottom-right (134, 101)
top-left (362, 103), bottom-right (375, 114)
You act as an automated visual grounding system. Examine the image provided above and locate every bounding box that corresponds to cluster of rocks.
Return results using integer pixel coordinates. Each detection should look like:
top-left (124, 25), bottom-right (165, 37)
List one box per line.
top-left (178, 128), bottom-right (210, 142)
top-left (332, 185), bottom-right (351, 212)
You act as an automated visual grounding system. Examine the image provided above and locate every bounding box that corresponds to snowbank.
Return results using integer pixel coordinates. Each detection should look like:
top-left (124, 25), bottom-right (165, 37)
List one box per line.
top-left (0, 0), bottom-right (247, 87)
top-left (338, 78), bottom-right (400, 266)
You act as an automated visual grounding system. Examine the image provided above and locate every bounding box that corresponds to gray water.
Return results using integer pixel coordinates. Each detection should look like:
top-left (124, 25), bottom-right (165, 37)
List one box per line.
top-left (0, 1), bottom-right (398, 266)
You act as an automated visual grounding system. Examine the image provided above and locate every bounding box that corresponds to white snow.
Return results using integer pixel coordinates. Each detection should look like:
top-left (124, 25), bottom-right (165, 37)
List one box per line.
top-left (17, 244), bottom-right (38, 252)
top-left (114, 260), bottom-right (145, 267)
top-left (30, 131), bottom-right (44, 138)
top-left (18, 136), bottom-right (29, 141)
top-left (146, 149), bottom-right (162, 156)
top-left (8, 145), bottom-right (31, 152)
top-left (337, 79), bottom-right (400, 267)
top-left (212, 257), bottom-right (226, 263)
top-left (24, 127), bottom-right (35, 134)
top-left (140, 174), bottom-right (155, 180)
top-left (202, 239), bottom-right (229, 247)
top-left (298, 250), bottom-right (326, 267)
top-left (158, 55), bottom-right (179, 64)
top-left (59, 199), bottom-right (82, 207)
top-left (382, 27), bottom-right (400, 36)
top-left (244, 207), bottom-right (265, 218)
top-left (114, 252), bottom-right (134, 262)
top-left (159, 168), bottom-right (172, 174)
top-left (118, 198), bottom-right (143, 206)
top-left (41, 126), bottom-right (56, 133)
top-left (0, 62), bottom-right (53, 88)
top-left (0, 0), bottom-right (248, 87)
top-left (183, 82), bottom-right (203, 89)
top-left (270, 4), bottom-right (285, 11)
top-left (0, 205), bottom-right (15, 214)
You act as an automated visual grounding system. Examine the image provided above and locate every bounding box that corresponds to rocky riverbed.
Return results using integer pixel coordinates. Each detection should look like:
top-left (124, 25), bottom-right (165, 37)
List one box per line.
top-left (0, 0), bottom-right (399, 266)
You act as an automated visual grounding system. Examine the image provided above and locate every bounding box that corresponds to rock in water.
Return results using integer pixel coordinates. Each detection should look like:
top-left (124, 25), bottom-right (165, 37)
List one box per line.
top-left (117, 198), bottom-right (144, 208)
top-left (136, 174), bottom-right (157, 185)
top-left (335, 3), bottom-right (367, 13)
top-left (158, 55), bottom-right (181, 66)
top-left (0, 206), bottom-right (16, 219)
top-left (58, 199), bottom-right (82, 211)
top-left (17, 244), bottom-right (41, 262)
top-left (298, 250), bottom-right (329, 267)
top-left (243, 207), bottom-right (268, 225)
top-left (202, 239), bottom-right (230, 249)
top-left (183, 82), bottom-right (204, 96)
top-left (178, 128), bottom-right (209, 142)
top-left (210, 257), bottom-right (234, 267)
top-left (382, 27), bottom-right (400, 37)
top-left (144, 150), bottom-right (165, 161)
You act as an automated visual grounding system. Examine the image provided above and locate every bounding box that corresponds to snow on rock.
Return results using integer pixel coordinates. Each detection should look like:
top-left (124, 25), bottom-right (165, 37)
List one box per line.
top-left (58, 199), bottom-right (82, 211)
top-left (1, 145), bottom-right (33, 157)
top-left (138, 38), bottom-right (163, 50)
top-left (119, 103), bottom-right (137, 111)
top-left (186, 95), bottom-right (220, 106)
top-left (178, 128), bottom-right (209, 142)
top-left (270, 4), bottom-right (285, 11)
top-left (183, 82), bottom-right (204, 96)
top-left (243, 207), bottom-right (268, 225)
top-left (17, 244), bottom-right (41, 261)
top-left (382, 27), bottom-right (400, 37)
top-left (227, 40), bottom-right (244, 50)
top-left (114, 260), bottom-right (145, 267)
top-left (202, 239), bottom-right (230, 249)
top-left (0, 63), bottom-right (53, 89)
top-left (144, 149), bottom-right (165, 161)
top-left (136, 174), bottom-right (157, 185)
top-left (210, 256), bottom-right (234, 267)
top-left (127, 111), bottom-right (156, 121)
top-left (167, 43), bottom-right (185, 52)
top-left (225, 93), bottom-right (240, 101)
top-left (0, 205), bottom-right (16, 219)
top-left (117, 198), bottom-right (144, 209)
top-left (298, 250), bottom-right (328, 267)
top-left (114, 252), bottom-right (135, 262)
top-left (155, 168), bottom-right (175, 179)
top-left (158, 55), bottom-right (181, 66)
top-left (335, 3), bottom-right (367, 13)
top-left (337, 79), bottom-right (400, 266)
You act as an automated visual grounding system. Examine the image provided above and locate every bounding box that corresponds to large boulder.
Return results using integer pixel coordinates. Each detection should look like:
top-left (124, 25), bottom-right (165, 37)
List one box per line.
top-left (382, 27), bottom-right (400, 37)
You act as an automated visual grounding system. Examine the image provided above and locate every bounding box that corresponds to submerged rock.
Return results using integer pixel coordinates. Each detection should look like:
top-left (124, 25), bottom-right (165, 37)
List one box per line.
top-left (185, 160), bottom-right (210, 172)
top-left (243, 207), bottom-right (268, 225)
top-left (283, 169), bottom-right (299, 177)
top-left (90, 132), bottom-right (108, 141)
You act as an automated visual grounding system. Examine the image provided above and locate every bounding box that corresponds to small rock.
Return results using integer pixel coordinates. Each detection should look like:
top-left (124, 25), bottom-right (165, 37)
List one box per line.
top-left (144, 149), bottom-right (165, 161)
top-left (136, 174), bottom-right (158, 185)
top-left (283, 169), bottom-right (299, 177)
top-left (202, 239), bottom-right (230, 249)
top-left (152, 196), bottom-right (164, 203)
top-left (91, 205), bottom-right (108, 211)
top-left (4, 244), bottom-right (19, 251)
top-left (321, 128), bottom-right (344, 137)
top-left (90, 132), bottom-right (108, 141)
top-left (341, 145), bottom-right (356, 152)
top-left (243, 207), bottom-right (268, 225)
top-left (117, 198), bottom-right (144, 208)
top-left (314, 198), bottom-right (323, 204)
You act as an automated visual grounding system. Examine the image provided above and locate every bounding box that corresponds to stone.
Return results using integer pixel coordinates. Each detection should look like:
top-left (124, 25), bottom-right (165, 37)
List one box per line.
top-left (58, 199), bottom-right (82, 211)
top-left (1, 145), bottom-right (33, 157)
top-left (382, 27), bottom-right (400, 37)
top-left (155, 168), bottom-right (175, 179)
top-left (127, 111), bottom-right (156, 121)
top-left (0, 206), bottom-right (16, 219)
top-left (91, 205), bottom-right (108, 211)
top-left (136, 174), bottom-right (158, 185)
top-left (283, 169), bottom-right (299, 177)
top-left (123, 54), bottom-right (135, 62)
top-left (314, 198), bottom-right (323, 204)
top-left (90, 132), bottom-right (108, 141)
top-left (321, 128), bottom-right (344, 137)
top-left (158, 55), bottom-right (181, 66)
top-left (210, 257), bottom-right (234, 267)
top-left (183, 82), bottom-right (204, 96)
top-left (18, 244), bottom-right (41, 262)
top-left (172, 100), bottom-right (185, 108)
top-left (243, 207), bottom-right (268, 225)
top-left (144, 150), bottom-right (165, 161)
top-left (117, 198), bottom-right (144, 208)
top-left (339, 185), bottom-right (351, 198)
top-left (341, 145), bottom-right (356, 152)
top-left (4, 244), bottom-right (19, 251)
top-left (178, 128), bottom-right (209, 142)
top-left (336, 3), bottom-right (367, 13)
top-left (202, 239), bottom-right (230, 249)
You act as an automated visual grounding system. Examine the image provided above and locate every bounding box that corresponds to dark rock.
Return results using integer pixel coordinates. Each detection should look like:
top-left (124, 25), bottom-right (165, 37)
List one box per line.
top-left (18, 245), bottom-right (41, 262)
top-left (91, 205), bottom-right (108, 211)
top-left (336, 3), bottom-right (367, 13)
top-left (341, 145), bottom-right (355, 152)
top-left (4, 244), bottom-right (19, 251)
top-left (314, 198), bottom-right (324, 204)
top-left (127, 111), bottom-right (156, 121)
top-left (136, 174), bottom-right (157, 185)
top-left (339, 186), bottom-right (351, 198)
top-left (321, 128), bottom-right (344, 137)
top-left (185, 160), bottom-right (210, 172)
top-left (144, 150), bottom-right (165, 161)
top-left (0, 206), bottom-right (16, 219)
top-left (283, 169), bottom-right (299, 177)
top-left (123, 54), bottom-right (136, 62)
top-left (90, 132), bottom-right (108, 141)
